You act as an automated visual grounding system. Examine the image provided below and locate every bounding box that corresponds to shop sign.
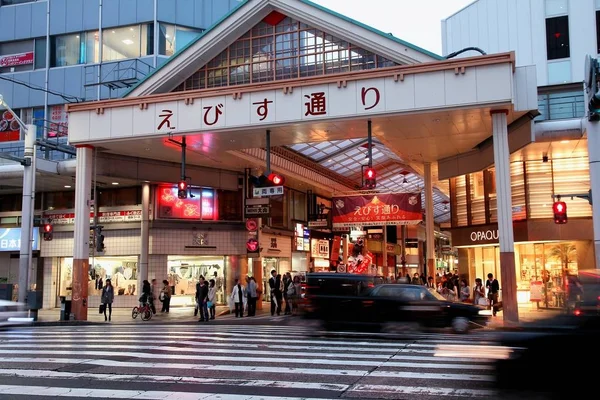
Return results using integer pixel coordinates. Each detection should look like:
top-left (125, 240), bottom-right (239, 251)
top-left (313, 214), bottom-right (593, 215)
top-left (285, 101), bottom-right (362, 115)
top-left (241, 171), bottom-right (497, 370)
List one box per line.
top-left (311, 239), bottom-right (329, 258)
top-left (193, 233), bottom-right (209, 246)
top-left (308, 219), bottom-right (328, 228)
top-left (0, 52), bottom-right (34, 68)
top-left (45, 210), bottom-right (142, 225)
top-left (332, 193), bottom-right (422, 228)
top-left (470, 229), bottom-right (499, 242)
top-left (441, 245), bottom-right (453, 253)
top-left (0, 227), bottom-right (39, 252)
top-left (244, 204), bottom-right (270, 217)
top-left (530, 281), bottom-right (543, 302)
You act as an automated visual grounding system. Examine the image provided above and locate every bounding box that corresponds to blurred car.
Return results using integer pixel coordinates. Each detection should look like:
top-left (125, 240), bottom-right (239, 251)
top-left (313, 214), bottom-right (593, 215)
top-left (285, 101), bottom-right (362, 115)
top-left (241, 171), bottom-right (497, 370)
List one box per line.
top-left (305, 273), bottom-right (488, 333)
top-left (494, 270), bottom-right (600, 398)
top-left (0, 300), bottom-right (34, 327)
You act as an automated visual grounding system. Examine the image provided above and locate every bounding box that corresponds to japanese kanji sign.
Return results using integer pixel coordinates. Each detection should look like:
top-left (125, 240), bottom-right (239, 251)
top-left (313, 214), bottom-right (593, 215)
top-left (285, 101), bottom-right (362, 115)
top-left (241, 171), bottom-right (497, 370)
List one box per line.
top-left (0, 228), bottom-right (39, 252)
top-left (331, 193), bottom-right (422, 228)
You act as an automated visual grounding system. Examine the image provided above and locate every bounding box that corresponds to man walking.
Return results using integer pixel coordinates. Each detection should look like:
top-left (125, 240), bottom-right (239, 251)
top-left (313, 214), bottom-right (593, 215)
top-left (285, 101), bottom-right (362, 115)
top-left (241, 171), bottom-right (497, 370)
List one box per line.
top-left (268, 270), bottom-right (282, 316)
top-left (486, 273), bottom-right (500, 316)
top-left (246, 276), bottom-right (257, 316)
top-left (196, 276), bottom-right (209, 322)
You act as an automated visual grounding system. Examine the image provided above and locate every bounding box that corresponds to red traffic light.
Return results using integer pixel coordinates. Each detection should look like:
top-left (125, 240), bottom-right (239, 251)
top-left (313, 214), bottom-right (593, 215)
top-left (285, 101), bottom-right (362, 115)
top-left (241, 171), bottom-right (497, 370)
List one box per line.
top-left (177, 181), bottom-right (187, 191)
top-left (43, 224), bottom-right (53, 233)
top-left (268, 173), bottom-right (285, 186)
top-left (246, 238), bottom-right (259, 252)
top-left (553, 201), bottom-right (567, 224)
top-left (364, 168), bottom-right (376, 179)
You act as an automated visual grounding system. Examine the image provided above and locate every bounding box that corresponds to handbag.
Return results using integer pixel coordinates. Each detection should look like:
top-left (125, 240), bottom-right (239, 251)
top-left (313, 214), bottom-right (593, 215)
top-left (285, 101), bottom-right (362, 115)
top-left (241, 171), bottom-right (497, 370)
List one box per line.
top-left (99, 304), bottom-right (105, 314)
top-left (207, 301), bottom-right (213, 308)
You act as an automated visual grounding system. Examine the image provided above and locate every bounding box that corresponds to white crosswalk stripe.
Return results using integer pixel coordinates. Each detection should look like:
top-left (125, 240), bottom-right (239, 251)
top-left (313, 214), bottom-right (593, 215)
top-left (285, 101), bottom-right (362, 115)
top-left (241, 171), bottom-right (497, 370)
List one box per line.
top-left (0, 323), bottom-right (508, 399)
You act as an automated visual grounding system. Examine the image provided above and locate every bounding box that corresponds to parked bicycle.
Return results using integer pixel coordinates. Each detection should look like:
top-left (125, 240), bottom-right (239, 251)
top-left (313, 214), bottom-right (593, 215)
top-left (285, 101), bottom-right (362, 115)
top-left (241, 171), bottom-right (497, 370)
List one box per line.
top-left (132, 300), bottom-right (153, 321)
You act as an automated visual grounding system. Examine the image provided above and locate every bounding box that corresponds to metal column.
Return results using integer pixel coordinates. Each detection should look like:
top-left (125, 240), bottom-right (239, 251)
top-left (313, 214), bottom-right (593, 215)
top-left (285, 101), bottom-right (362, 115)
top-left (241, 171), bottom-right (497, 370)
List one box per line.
top-left (72, 146), bottom-right (93, 321)
top-left (491, 110), bottom-right (519, 323)
top-left (586, 120), bottom-right (600, 269)
top-left (18, 124), bottom-right (37, 303)
top-left (139, 183), bottom-right (150, 290)
top-left (424, 162), bottom-right (435, 279)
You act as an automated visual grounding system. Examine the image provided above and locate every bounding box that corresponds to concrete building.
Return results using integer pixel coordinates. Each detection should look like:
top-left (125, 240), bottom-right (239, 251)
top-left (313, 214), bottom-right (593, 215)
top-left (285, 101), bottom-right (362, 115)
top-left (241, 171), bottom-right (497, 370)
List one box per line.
top-left (441, 0), bottom-right (599, 309)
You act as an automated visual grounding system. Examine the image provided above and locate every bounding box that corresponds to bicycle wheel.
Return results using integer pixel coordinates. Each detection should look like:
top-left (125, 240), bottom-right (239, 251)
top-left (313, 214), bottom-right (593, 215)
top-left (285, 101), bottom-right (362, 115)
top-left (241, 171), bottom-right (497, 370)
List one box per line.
top-left (141, 308), bottom-right (152, 321)
top-left (131, 306), bottom-right (139, 319)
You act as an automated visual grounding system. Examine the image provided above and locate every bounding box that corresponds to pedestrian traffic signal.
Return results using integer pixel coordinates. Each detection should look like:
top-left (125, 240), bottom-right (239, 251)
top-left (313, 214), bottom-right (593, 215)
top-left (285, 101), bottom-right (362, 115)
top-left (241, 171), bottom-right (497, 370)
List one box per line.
top-left (553, 201), bottom-right (567, 224)
top-left (364, 167), bottom-right (376, 189)
top-left (43, 223), bottom-right (53, 241)
top-left (177, 180), bottom-right (187, 199)
top-left (267, 173), bottom-right (285, 186)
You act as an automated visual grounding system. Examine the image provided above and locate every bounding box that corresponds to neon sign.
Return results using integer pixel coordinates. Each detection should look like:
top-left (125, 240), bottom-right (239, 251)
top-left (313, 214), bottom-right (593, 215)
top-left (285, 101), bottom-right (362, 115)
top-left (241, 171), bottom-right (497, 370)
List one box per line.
top-left (157, 186), bottom-right (216, 220)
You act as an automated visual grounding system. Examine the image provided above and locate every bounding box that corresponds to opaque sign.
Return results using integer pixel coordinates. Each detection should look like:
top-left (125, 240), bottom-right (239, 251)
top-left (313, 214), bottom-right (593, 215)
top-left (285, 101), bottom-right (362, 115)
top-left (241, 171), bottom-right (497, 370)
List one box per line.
top-left (470, 230), bottom-right (499, 242)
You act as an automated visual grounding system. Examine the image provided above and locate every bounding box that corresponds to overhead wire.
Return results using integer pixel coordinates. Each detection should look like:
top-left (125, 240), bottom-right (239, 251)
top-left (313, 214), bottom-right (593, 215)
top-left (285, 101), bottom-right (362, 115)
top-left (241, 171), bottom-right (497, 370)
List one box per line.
top-left (0, 75), bottom-right (83, 103)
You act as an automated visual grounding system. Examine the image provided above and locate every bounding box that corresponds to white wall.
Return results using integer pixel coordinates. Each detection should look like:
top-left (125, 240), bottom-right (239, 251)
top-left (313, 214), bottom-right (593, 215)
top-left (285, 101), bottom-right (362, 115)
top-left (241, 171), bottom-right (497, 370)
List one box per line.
top-left (442, 0), bottom-right (597, 86)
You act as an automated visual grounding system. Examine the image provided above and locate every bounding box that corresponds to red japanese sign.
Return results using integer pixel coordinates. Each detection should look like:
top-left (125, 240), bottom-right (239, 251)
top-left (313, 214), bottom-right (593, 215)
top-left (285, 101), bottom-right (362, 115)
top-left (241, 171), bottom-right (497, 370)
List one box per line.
top-left (331, 193), bottom-right (422, 228)
top-left (0, 52), bottom-right (34, 68)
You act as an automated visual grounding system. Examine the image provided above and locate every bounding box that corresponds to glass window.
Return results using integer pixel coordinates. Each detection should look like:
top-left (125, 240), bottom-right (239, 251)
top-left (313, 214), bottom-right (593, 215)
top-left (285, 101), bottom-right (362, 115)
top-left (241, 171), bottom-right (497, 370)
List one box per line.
top-left (545, 0), bottom-right (568, 17)
top-left (44, 191), bottom-right (75, 210)
top-left (34, 38), bottom-right (46, 69)
top-left (0, 39), bottom-right (34, 73)
top-left (546, 16), bottom-right (570, 60)
top-left (525, 160), bottom-right (553, 219)
top-left (548, 59), bottom-right (571, 84)
top-left (51, 33), bottom-right (81, 67)
top-left (1, 0), bottom-right (36, 4)
top-left (453, 175), bottom-right (467, 226)
top-left (469, 172), bottom-right (485, 225)
top-left (552, 157), bottom-right (591, 218)
top-left (158, 23), bottom-right (202, 57)
top-left (98, 187), bottom-right (141, 207)
top-left (217, 189), bottom-right (242, 221)
top-left (102, 24), bottom-right (153, 62)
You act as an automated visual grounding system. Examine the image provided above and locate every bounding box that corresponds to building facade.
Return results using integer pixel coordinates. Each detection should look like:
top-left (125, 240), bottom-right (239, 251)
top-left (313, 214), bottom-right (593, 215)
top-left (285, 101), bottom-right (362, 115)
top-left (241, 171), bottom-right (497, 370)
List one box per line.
top-left (442, 0), bottom-right (597, 308)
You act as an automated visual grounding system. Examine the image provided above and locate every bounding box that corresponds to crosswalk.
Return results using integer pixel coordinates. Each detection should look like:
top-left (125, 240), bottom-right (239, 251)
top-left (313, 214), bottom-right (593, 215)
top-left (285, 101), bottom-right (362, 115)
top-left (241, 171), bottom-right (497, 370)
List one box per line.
top-left (0, 324), bottom-right (511, 399)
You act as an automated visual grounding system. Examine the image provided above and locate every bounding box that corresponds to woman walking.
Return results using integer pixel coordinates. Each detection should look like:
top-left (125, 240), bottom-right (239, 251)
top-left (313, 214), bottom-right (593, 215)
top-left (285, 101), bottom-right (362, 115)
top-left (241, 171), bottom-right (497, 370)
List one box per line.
top-left (208, 279), bottom-right (217, 320)
top-left (101, 279), bottom-right (114, 322)
top-left (160, 279), bottom-right (171, 313)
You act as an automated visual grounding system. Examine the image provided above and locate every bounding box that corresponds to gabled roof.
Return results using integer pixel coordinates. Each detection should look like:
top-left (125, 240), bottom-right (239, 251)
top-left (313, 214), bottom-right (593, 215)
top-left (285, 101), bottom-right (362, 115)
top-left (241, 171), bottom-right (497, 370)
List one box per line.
top-left (125, 0), bottom-right (442, 98)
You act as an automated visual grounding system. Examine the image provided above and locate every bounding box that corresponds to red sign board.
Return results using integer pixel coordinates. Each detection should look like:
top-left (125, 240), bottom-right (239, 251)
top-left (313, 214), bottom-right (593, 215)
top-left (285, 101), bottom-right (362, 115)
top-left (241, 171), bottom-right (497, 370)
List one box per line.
top-left (331, 193), bottom-right (422, 228)
top-left (0, 110), bottom-right (20, 142)
top-left (0, 52), bottom-right (34, 68)
top-left (44, 210), bottom-right (142, 225)
top-left (246, 219), bottom-right (258, 231)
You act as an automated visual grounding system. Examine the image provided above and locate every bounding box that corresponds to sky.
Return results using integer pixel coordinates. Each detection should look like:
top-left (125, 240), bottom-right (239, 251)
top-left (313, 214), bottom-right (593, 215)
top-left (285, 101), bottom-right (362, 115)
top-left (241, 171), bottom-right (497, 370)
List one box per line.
top-left (310, 0), bottom-right (476, 56)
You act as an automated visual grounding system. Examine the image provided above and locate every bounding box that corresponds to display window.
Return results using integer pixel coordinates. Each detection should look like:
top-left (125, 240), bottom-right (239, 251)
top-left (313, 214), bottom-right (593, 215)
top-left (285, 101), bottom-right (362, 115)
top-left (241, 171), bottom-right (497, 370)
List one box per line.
top-left (59, 256), bottom-right (138, 298)
top-left (167, 256), bottom-right (225, 306)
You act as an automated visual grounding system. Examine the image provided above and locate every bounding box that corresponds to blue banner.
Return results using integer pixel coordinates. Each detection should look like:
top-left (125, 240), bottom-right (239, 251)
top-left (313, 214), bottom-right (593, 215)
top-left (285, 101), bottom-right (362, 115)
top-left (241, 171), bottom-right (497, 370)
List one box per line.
top-left (0, 228), bottom-right (39, 252)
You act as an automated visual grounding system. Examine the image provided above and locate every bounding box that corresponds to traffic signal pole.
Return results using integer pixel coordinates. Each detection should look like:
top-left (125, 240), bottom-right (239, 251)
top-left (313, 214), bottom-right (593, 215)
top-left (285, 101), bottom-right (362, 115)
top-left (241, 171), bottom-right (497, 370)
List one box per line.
top-left (18, 124), bottom-right (37, 304)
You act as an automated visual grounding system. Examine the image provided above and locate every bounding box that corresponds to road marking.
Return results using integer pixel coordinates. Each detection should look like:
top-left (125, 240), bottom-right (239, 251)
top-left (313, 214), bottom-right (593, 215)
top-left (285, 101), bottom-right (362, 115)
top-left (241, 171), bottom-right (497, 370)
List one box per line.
top-left (0, 369), bottom-right (349, 391)
top-left (0, 357), bottom-right (369, 377)
top-left (368, 370), bottom-right (495, 382)
top-left (0, 385), bottom-right (338, 399)
top-left (348, 384), bottom-right (497, 397)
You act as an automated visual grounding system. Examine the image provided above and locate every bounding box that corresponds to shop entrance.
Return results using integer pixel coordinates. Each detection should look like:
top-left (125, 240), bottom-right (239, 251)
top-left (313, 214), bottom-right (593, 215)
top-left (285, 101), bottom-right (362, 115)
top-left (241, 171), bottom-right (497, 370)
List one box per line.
top-left (167, 256), bottom-right (225, 306)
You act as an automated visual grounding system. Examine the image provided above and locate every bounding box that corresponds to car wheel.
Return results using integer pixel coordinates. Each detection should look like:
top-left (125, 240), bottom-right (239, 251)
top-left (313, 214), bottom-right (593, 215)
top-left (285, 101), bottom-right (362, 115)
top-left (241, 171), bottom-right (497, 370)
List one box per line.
top-left (451, 316), bottom-right (470, 333)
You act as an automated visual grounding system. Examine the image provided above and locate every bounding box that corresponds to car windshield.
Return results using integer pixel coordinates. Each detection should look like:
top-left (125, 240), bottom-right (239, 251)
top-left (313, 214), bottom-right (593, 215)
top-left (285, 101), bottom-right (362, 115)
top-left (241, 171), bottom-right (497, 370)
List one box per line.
top-left (427, 288), bottom-right (448, 301)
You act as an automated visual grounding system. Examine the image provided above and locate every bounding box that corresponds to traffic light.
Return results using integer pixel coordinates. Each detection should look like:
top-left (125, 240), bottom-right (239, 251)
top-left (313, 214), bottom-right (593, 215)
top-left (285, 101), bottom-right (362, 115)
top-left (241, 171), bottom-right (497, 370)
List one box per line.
top-left (43, 223), bottom-right (53, 241)
top-left (364, 167), bottom-right (376, 189)
top-left (267, 173), bottom-right (285, 186)
top-left (95, 227), bottom-right (105, 252)
top-left (553, 201), bottom-right (567, 224)
top-left (177, 180), bottom-right (187, 199)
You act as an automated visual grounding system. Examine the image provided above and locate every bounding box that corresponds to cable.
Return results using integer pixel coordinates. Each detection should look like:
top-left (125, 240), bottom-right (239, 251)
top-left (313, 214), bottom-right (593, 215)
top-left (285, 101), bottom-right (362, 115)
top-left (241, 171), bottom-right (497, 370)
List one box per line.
top-left (0, 75), bottom-right (83, 103)
top-left (445, 47), bottom-right (487, 59)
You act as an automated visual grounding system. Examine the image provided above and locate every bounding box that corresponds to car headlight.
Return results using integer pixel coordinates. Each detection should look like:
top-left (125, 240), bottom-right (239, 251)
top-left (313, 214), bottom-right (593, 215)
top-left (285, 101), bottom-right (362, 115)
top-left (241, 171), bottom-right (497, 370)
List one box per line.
top-left (478, 309), bottom-right (492, 316)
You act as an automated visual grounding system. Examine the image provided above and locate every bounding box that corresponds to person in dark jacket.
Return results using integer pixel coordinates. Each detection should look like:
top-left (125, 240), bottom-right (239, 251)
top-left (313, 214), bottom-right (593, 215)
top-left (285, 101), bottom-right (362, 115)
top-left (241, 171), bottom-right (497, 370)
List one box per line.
top-left (268, 270), bottom-right (282, 316)
top-left (141, 280), bottom-right (156, 314)
top-left (101, 279), bottom-right (114, 322)
top-left (196, 276), bottom-right (209, 322)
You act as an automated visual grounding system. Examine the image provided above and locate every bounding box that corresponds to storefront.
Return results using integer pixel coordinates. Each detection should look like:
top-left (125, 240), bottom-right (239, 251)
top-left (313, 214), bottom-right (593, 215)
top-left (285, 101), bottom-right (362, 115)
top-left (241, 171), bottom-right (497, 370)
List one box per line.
top-left (292, 223), bottom-right (310, 274)
top-left (310, 237), bottom-right (330, 272)
top-left (451, 220), bottom-right (595, 309)
top-left (166, 255), bottom-right (225, 306)
top-left (258, 231), bottom-right (292, 301)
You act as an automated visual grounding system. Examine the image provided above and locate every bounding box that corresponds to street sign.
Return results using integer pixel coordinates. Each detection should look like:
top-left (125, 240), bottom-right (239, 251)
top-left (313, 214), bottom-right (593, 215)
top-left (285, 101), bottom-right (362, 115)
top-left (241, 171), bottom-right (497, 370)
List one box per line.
top-left (246, 198), bottom-right (270, 206)
top-left (246, 238), bottom-right (259, 253)
top-left (245, 219), bottom-right (258, 231)
top-left (253, 186), bottom-right (284, 197)
top-left (244, 205), bottom-right (271, 217)
top-left (308, 219), bottom-right (328, 228)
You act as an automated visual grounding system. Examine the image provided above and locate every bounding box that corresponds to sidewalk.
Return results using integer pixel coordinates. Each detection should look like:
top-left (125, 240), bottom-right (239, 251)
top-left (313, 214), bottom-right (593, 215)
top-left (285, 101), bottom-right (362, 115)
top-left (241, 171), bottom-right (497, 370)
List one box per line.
top-left (484, 306), bottom-right (563, 330)
top-left (33, 303), bottom-right (275, 325)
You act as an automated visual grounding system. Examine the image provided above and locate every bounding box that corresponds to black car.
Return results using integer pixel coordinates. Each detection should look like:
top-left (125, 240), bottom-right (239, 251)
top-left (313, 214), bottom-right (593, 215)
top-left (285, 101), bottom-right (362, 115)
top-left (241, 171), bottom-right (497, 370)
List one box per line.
top-left (360, 284), bottom-right (489, 333)
top-left (305, 275), bottom-right (488, 333)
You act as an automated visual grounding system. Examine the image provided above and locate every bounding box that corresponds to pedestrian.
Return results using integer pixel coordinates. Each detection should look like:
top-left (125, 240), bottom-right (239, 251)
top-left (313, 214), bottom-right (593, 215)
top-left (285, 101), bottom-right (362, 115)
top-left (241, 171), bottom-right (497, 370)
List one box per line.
top-left (411, 273), bottom-right (420, 285)
top-left (196, 276), bottom-right (209, 322)
top-left (230, 278), bottom-right (245, 318)
top-left (283, 272), bottom-right (293, 315)
top-left (473, 278), bottom-right (485, 306)
top-left (160, 279), bottom-right (171, 313)
top-left (208, 279), bottom-right (216, 320)
top-left (268, 270), bottom-right (282, 316)
top-left (425, 276), bottom-right (435, 289)
top-left (459, 279), bottom-right (470, 302)
top-left (486, 273), bottom-right (500, 316)
top-left (246, 276), bottom-right (257, 316)
top-left (101, 279), bottom-right (114, 322)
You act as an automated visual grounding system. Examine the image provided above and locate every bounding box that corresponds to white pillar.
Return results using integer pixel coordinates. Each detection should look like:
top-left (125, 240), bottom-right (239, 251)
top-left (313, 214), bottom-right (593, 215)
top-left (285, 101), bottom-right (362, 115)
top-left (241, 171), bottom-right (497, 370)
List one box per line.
top-left (424, 162), bottom-right (435, 278)
top-left (18, 124), bottom-right (37, 304)
top-left (72, 146), bottom-right (93, 320)
top-left (491, 110), bottom-right (518, 323)
top-left (586, 120), bottom-right (600, 269)
top-left (139, 183), bottom-right (150, 290)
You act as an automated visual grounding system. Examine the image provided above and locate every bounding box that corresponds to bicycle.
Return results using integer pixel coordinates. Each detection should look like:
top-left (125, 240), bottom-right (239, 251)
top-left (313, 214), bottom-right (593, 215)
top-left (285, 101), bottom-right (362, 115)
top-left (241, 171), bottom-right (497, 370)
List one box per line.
top-left (132, 301), bottom-right (153, 321)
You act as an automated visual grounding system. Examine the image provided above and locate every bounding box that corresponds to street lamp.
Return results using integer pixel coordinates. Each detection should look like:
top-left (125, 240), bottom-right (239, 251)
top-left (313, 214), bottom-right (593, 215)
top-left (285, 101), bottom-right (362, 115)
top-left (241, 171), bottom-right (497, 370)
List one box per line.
top-left (0, 94), bottom-right (37, 305)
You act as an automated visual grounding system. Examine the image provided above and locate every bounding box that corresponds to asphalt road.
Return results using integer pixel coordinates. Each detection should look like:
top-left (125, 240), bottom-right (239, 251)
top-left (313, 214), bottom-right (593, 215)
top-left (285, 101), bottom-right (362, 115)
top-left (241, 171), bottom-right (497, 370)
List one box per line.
top-left (0, 320), bottom-right (532, 400)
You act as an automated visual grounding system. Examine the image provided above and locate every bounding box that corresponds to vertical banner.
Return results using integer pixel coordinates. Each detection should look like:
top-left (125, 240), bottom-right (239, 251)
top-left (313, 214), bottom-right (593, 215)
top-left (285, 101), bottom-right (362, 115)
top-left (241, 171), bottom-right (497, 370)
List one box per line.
top-left (332, 193), bottom-right (422, 229)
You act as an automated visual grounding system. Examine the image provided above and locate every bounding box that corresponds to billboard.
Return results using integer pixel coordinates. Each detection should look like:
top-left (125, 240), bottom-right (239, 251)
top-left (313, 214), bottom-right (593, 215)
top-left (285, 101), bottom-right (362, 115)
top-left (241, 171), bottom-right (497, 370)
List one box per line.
top-left (0, 227), bottom-right (40, 252)
top-left (331, 193), bottom-right (422, 228)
